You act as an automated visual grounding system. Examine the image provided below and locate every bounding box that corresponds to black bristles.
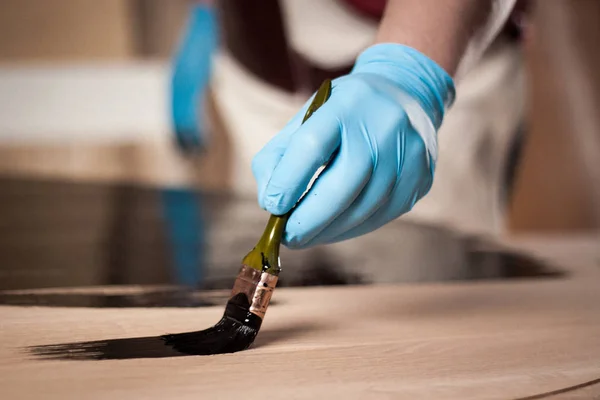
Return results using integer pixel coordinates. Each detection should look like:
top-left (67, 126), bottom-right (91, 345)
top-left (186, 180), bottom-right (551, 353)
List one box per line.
top-left (161, 315), bottom-right (258, 355)
top-left (160, 292), bottom-right (263, 355)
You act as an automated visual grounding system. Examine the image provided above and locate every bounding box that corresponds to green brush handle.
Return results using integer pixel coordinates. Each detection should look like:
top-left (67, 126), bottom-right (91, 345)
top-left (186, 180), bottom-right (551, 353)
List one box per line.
top-left (242, 79), bottom-right (333, 275)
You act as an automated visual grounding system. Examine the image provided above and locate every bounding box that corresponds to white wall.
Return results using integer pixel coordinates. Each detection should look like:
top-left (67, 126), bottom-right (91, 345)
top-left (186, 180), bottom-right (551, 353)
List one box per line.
top-left (0, 62), bottom-right (170, 144)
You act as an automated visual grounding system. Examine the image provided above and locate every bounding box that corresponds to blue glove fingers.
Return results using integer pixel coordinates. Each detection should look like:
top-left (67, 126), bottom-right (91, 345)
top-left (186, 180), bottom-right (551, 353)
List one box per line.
top-left (253, 93), bottom-right (319, 210)
top-left (252, 107), bottom-right (310, 209)
top-left (261, 103), bottom-right (342, 216)
top-left (283, 127), bottom-right (374, 248)
top-left (299, 124), bottom-right (408, 247)
top-left (319, 132), bottom-right (432, 245)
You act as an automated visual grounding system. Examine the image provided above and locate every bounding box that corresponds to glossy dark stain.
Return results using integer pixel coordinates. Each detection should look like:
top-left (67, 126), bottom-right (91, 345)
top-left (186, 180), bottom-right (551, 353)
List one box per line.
top-left (0, 177), bottom-right (565, 310)
top-left (0, 289), bottom-right (226, 308)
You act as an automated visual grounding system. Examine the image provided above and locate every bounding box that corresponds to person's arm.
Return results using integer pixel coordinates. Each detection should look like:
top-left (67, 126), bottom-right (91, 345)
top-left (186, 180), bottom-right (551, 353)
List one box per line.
top-left (376, 0), bottom-right (493, 76)
top-left (252, 0), bottom-right (516, 249)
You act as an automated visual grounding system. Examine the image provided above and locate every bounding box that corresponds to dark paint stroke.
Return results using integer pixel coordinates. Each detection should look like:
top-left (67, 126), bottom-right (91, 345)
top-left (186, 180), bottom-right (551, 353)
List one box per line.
top-left (28, 293), bottom-right (260, 360)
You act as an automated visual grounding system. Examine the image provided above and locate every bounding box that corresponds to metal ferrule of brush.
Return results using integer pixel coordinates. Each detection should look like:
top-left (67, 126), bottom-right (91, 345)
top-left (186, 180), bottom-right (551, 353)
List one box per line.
top-left (230, 265), bottom-right (278, 319)
top-left (226, 79), bottom-right (332, 326)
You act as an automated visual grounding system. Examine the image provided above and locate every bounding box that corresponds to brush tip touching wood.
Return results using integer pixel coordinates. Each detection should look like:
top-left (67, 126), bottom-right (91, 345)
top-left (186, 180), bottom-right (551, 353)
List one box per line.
top-left (27, 79), bottom-right (334, 360)
top-left (159, 79), bottom-right (333, 356)
top-left (160, 292), bottom-right (262, 355)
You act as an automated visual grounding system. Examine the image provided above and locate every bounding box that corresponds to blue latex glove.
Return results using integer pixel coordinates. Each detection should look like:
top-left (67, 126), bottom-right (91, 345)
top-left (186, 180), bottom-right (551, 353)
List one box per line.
top-left (170, 4), bottom-right (217, 152)
top-left (252, 44), bottom-right (456, 249)
top-left (163, 3), bottom-right (216, 290)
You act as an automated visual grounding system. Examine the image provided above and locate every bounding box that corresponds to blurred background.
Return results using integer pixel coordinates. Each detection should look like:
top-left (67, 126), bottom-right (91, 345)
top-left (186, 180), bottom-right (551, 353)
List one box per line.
top-left (0, 0), bottom-right (598, 307)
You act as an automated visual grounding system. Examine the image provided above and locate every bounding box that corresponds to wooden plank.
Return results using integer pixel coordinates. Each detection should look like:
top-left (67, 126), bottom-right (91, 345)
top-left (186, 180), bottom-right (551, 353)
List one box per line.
top-left (1, 253), bottom-right (599, 399)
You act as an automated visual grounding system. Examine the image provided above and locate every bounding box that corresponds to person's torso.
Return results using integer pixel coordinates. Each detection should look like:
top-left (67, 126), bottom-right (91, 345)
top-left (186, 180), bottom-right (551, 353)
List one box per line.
top-left (216, 0), bottom-right (529, 94)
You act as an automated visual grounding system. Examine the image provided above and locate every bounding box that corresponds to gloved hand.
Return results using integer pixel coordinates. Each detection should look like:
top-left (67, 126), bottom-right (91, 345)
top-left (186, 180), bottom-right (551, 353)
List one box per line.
top-left (171, 3), bottom-right (217, 151)
top-left (252, 43), bottom-right (456, 249)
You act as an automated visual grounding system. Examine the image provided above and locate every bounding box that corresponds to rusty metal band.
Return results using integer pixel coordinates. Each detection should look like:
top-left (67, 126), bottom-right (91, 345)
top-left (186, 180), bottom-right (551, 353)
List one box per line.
top-left (230, 265), bottom-right (279, 319)
top-left (249, 272), bottom-right (278, 319)
top-left (230, 264), bottom-right (261, 299)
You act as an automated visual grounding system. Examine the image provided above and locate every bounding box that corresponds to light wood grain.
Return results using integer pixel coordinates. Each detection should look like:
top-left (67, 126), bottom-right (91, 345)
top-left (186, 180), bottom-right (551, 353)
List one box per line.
top-left (1, 243), bottom-right (599, 400)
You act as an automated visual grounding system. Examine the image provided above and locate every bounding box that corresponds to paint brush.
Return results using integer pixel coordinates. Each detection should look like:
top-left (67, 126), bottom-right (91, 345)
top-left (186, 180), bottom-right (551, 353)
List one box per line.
top-left (160, 79), bottom-right (333, 355)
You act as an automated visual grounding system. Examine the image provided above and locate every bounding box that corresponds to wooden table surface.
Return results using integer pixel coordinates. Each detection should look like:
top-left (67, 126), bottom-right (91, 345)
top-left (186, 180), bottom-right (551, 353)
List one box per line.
top-left (1, 237), bottom-right (599, 400)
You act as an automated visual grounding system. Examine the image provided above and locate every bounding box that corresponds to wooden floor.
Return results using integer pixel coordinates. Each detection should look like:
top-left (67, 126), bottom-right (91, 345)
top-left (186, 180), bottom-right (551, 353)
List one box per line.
top-left (1, 237), bottom-right (599, 399)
